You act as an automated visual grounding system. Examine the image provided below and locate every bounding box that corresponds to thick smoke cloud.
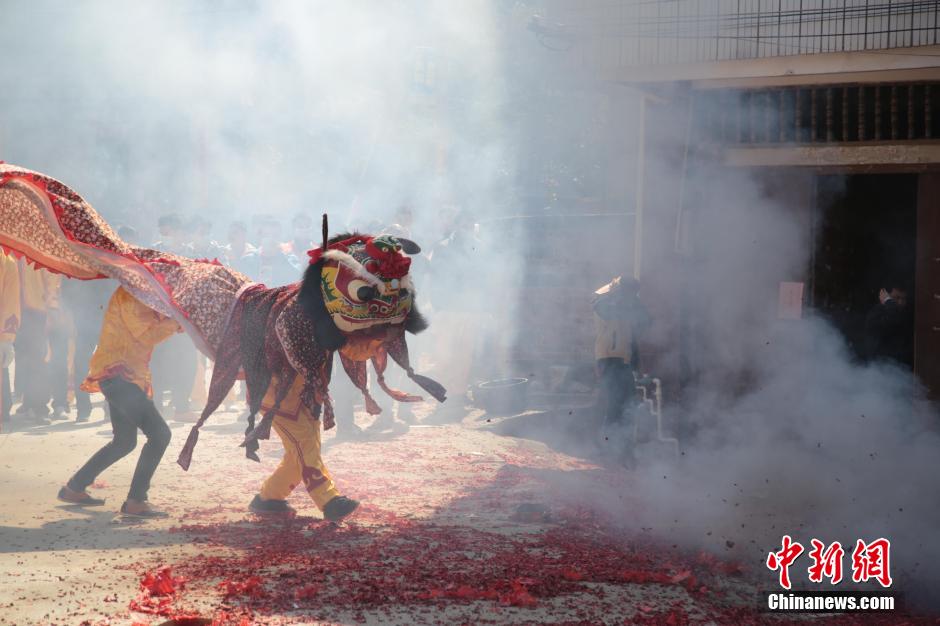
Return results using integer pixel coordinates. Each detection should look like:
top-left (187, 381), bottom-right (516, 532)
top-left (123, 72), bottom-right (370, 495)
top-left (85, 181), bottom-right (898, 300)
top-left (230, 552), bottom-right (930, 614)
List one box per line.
top-left (553, 91), bottom-right (940, 606)
top-left (2, 0), bottom-right (938, 610)
top-left (0, 1), bottom-right (514, 237)
top-left (0, 0), bottom-right (522, 382)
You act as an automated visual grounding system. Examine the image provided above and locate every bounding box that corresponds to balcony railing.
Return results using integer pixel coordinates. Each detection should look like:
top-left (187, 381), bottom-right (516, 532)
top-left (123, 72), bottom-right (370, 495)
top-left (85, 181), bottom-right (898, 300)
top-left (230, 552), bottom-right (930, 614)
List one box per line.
top-left (535, 0), bottom-right (940, 66)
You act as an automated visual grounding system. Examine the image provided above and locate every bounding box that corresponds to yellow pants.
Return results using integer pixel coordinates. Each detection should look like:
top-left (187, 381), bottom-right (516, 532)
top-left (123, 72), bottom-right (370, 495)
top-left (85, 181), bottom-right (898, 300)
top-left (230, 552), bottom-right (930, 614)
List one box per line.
top-left (258, 378), bottom-right (340, 510)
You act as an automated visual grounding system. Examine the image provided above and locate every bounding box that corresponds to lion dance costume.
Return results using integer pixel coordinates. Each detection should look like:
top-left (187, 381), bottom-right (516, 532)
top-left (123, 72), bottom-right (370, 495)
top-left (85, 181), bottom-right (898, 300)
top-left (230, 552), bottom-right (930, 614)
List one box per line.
top-left (0, 163), bottom-right (446, 518)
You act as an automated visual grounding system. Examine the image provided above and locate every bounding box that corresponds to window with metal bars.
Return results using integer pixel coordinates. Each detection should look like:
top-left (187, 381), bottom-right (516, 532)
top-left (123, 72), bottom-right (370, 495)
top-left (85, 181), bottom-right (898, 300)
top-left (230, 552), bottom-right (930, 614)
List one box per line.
top-left (694, 82), bottom-right (940, 145)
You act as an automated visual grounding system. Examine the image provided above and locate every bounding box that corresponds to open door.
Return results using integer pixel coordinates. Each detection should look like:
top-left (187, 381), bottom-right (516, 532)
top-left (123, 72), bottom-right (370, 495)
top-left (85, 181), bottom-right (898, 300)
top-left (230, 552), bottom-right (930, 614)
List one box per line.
top-left (814, 174), bottom-right (917, 364)
top-left (915, 173), bottom-right (940, 402)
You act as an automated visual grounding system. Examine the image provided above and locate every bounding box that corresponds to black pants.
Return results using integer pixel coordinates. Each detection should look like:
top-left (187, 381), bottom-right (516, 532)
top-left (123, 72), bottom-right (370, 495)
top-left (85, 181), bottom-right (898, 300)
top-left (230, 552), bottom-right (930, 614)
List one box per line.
top-left (47, 312), bottom-right (70, 411)
top-left (73, 325), bottom-right (99, 418)
top-left (67, 378), bottom-right (171, 501)
top-left (152, 334), bottom-right (196, 412)
top-left (598, 358), bottom-right (636, 427)
top-left (14, 309), bottom-right (49, 413)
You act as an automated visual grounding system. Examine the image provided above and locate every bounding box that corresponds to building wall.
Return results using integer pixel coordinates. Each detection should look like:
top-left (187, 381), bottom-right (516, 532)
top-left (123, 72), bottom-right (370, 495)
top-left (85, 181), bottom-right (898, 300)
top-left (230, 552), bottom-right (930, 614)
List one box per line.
top-left (537, 0), bottom-right (940, 70)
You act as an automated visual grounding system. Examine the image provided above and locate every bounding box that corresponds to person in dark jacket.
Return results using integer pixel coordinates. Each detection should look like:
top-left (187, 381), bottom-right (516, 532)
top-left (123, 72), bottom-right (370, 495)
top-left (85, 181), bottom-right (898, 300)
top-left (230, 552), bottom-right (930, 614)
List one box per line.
top-left (864, 285), bottom-right (913, 367)
top-left (593, 275), bottom-right (651, 466)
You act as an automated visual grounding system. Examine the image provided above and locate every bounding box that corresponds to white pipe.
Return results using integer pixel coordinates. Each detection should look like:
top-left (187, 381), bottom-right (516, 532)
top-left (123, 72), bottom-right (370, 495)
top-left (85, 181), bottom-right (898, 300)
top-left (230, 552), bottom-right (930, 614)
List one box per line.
top-left (633, 95), bottom-right (647, 281)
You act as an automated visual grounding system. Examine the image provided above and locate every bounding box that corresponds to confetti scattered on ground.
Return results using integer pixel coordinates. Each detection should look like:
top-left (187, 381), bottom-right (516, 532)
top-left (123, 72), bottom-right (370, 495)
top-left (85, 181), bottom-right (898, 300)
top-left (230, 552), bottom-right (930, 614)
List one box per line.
top-left (0, 409), bottom-right (935, 624)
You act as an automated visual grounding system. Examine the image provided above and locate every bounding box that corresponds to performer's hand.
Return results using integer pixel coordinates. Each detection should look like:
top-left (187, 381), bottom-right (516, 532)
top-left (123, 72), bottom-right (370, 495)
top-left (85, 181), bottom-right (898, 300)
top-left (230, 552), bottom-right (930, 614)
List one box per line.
top-left (0, 341), bottom-right (14, 368)
top-left (878, 288), bottom-right (891, 305)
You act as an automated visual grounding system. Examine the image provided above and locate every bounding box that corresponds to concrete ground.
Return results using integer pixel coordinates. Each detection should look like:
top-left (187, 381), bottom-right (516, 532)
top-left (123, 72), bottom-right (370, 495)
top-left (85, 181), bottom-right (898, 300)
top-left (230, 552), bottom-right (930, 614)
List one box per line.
top-left (0, 401), bottom-right (928, 625)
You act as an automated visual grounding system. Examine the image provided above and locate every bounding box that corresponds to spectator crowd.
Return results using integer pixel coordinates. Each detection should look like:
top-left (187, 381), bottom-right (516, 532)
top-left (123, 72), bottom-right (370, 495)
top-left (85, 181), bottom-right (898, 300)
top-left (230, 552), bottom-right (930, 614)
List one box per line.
top-left (0, 206), bottom-right (476, 432)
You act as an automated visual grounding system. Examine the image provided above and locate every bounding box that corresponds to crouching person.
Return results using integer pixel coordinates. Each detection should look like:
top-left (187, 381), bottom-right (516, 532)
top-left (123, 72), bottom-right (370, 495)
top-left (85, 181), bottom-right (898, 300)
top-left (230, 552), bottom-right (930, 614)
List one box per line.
top-left (58, 287), bottom-right (179, 518)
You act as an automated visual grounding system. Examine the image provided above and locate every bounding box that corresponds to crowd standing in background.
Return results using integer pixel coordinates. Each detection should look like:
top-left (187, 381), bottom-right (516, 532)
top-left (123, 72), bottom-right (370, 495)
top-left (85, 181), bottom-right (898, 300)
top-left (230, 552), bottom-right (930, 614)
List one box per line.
top-left (0, 206), bottom-right (476, 434)
top-left (14, 260), bottom-right (62, 422)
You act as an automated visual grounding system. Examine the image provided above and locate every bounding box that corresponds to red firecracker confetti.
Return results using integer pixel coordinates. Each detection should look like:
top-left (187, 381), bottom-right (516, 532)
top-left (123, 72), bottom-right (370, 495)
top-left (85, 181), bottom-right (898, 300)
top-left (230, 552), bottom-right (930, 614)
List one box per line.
top-left (219, 575), bottom-right (266, 599)
top-left (100, 432), bottom-right (935, 625)
top-left (128, 567), bottom-right (186, 616)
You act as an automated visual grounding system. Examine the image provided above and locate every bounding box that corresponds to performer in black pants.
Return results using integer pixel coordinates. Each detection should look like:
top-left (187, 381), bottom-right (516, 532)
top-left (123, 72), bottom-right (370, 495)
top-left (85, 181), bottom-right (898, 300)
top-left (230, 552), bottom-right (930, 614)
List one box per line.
top-left (58, 287), bottom-right (179, 518)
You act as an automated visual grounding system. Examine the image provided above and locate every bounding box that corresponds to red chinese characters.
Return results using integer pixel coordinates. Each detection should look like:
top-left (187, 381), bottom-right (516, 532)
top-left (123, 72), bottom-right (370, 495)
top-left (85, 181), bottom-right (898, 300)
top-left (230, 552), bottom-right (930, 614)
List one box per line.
top-left (851, 538), bottom-right (893, 588)
top-left (766, 535), bottom-right (804, 590)
top-left (807, 539), bottom-right (844, 584)
top-left (768, 536), bottom-right (893, 589)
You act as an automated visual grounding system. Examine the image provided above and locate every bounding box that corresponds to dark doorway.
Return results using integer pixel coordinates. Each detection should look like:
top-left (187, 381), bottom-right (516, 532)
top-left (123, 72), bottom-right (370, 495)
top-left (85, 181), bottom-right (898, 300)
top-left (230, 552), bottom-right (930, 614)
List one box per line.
top-left (813, 174), bottom-right (917, 367)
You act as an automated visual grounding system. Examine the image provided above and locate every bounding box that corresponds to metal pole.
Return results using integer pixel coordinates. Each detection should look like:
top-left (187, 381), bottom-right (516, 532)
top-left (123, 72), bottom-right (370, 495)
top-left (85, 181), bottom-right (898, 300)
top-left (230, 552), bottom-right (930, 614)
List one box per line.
top-left (634, 96), bottom-right (647, 281)
top-left (676, 93), bottom-right (694, 255)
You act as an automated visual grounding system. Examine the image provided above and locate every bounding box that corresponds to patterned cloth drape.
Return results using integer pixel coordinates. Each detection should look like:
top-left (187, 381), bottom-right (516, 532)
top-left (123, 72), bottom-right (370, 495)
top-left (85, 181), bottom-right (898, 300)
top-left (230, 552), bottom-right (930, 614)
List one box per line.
top-left (0, 163), bottom-right (250, 357)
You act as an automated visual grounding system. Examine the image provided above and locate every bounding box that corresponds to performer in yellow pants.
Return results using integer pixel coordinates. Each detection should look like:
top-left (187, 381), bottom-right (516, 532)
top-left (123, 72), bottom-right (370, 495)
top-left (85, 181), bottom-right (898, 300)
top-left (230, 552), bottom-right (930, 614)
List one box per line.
top-left (250, 374), bottom-right (355, 520)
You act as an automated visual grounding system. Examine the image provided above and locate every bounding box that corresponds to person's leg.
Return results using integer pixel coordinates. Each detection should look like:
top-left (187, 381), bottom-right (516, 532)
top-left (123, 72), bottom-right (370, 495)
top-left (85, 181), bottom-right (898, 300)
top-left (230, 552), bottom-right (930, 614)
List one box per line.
top-left (169, 336), bottom-right (197, 414)
top-left (222, 380), bottom-right (242, 411)
top-left (256, 428), bottom-right (302, 512)
top-left (73, 329), bottom-right (97, 420)
top-left (17, 310), bottom-right (49, 418)
top-left (619, 362), bottom-right (637, 429)
top-left (269, 414), bottom-right (341, 511)
top-left (331, 360), bottom-right (363, 437)
top-left (610, 361), bottom-right (637, 466)
top-left (387, 365), bottom-right (415, 424)
top-left (1, 366), bottom-right (11, 423)
top-left (150, 340), bottom-right (171, 413)
top-left (250, 416), bottom-right (305, 515)
top-left (11, 347), bottom-right (20, 403)
top-left (124, 383), bottom-right (172, 502)
top-left (191, 355), bottom-right (208, 407)
top-left (48, 314), bottom-right (70, 418)
top-left (66, 381), bottom-right (138, 493)
top-left (602, 360), bottom-right (627, 426)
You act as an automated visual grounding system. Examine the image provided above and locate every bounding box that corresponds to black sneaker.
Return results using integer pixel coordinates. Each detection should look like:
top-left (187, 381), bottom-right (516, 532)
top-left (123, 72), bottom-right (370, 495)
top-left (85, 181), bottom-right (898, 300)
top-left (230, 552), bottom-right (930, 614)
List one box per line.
top-left (248, 494), bottom-right (296, 516)
top-left (322, 496), bottom-right (359, 522)
top-left (57, 485), bottom-right (106, 506)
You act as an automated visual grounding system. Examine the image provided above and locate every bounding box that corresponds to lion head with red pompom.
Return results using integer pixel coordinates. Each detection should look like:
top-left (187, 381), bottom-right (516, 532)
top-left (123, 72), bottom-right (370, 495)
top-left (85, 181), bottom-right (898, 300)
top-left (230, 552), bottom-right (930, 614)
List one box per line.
top-left (298, 229), bottom-right (428, 350)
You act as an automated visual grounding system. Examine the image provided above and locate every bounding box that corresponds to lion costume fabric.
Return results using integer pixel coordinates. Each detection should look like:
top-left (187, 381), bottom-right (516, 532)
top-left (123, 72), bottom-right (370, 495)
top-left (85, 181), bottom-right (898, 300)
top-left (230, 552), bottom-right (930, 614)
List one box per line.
top-left (0, 164), bottom-right (445, 469)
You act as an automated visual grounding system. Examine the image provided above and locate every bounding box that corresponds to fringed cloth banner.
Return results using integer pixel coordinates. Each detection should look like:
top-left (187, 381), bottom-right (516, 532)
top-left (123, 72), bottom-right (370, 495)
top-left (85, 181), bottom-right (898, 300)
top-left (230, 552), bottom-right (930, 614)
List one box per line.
top-left (0, 163), bottom-right (251, 357)
top-left (0, 163), bottom-right (446, 469)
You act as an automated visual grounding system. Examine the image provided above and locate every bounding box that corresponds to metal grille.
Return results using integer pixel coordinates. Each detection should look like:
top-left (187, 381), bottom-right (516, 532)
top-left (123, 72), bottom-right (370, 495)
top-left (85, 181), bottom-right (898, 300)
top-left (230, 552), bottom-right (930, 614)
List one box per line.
top-left (694, 81), bottom-right (940, 145)
top-left (536, 0), bottom-right (940, 65)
